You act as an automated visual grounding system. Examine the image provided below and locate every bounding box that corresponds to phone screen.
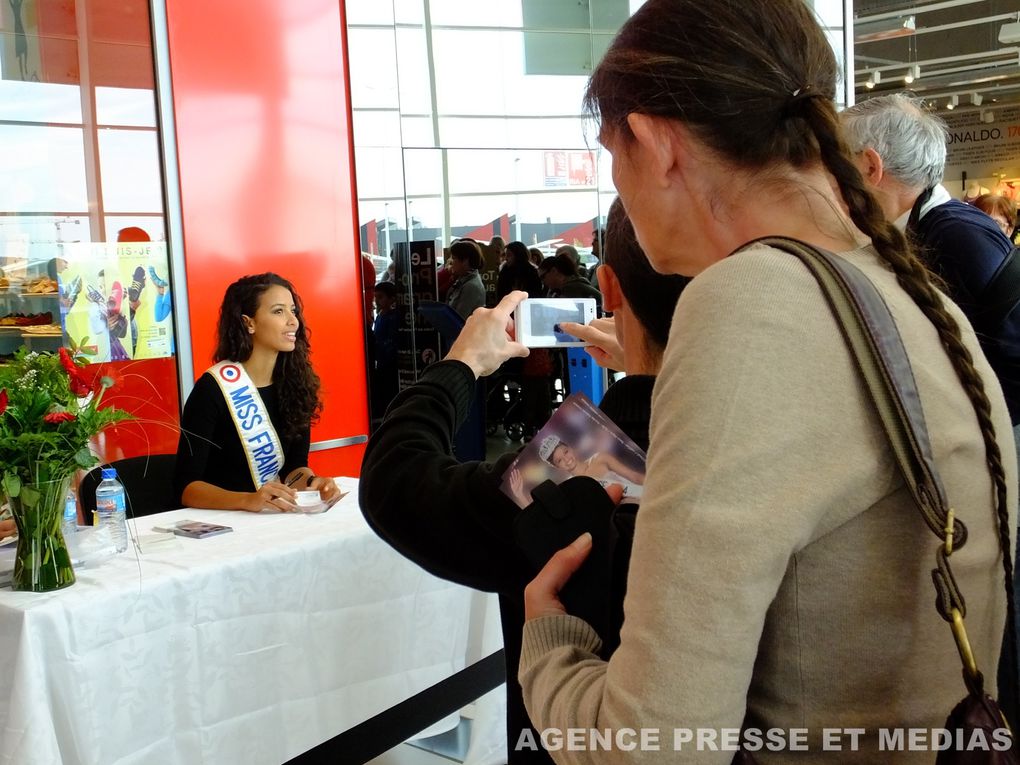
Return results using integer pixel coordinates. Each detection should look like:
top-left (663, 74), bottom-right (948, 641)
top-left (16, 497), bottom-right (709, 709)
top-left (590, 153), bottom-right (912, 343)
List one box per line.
top-left (528, 301), bottom-right (592, 345)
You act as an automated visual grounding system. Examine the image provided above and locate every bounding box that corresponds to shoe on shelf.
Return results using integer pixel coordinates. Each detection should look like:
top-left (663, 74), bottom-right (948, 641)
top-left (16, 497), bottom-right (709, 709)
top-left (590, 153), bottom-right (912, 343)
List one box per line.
top-left (148, 266), bottom-right (168, 289)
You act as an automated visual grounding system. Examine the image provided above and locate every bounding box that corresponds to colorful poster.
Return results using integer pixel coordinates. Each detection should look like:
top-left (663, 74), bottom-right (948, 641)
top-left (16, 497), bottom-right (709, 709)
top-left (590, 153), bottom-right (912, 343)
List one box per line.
top-left (544, 151), bottom-right (596, 188)
top-left (58, 242), bottom-right (173, 362)
top-left (117, 241), bottom-right (174, 360)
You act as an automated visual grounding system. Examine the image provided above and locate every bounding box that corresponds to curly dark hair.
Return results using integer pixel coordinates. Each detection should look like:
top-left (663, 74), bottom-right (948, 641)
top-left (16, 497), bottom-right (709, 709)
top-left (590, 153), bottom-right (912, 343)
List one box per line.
top-left (213, 273), bottom-right (322, 441)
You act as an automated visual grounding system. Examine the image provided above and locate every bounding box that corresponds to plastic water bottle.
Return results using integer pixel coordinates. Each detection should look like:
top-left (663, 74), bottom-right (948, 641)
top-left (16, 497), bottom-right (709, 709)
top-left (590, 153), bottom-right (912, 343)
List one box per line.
top-left (62, 485), bottom-right (78, 539)
top-left (94, 468), bottom-right (128, 553)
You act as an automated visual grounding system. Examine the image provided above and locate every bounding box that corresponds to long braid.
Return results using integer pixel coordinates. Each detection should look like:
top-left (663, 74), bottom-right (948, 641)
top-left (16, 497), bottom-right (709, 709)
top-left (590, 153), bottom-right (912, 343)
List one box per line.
top-left (804, 98), bottom-right (1015, 632)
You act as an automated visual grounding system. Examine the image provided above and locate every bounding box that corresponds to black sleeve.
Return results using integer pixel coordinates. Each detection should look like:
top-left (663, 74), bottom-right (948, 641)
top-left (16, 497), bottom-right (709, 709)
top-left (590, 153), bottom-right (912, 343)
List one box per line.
top-left (359, 360), bottom-right (531, 593)
top-left (173, 374), bottom-right (224, 505)
top-left (282, 427), bottom-right (311, 479)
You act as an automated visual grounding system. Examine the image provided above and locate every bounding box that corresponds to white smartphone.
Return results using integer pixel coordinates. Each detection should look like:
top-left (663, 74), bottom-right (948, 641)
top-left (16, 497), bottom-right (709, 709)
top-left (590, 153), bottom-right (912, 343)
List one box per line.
top-left (514, 298), bottom-right (597, 348)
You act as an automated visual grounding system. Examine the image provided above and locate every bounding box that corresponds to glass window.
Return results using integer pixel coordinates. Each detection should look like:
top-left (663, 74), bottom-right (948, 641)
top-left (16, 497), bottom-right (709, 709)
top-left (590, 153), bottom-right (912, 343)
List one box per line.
top-left (95, 86), bottom-right (157, 127)
top-left (0, 0), bottom-right (176, 386)
top-left (348, 0), bottom-right (851, 391)
top-left (347, 28), bottom-right (400, 109)
top-left (344, 0), bottom-right (395, 26)
top-left (0, 125), bottom-right (88, 212)
top-left (98, 130), bottom-right (165, 213)
top-left (0, 80), bottom-right (83, 123)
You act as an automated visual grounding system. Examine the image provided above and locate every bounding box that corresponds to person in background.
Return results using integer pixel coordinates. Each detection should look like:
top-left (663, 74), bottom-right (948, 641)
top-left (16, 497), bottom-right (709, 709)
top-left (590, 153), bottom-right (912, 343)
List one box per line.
top-left (587, 227), bottom-right (606, 288)
top-left (843, 94), bottom-right (1020, 428)
top-left (371, 280), bottom-right (400, 419)
top-left (541, 253), bottom-right (602, 310)
top-left (491, 235), bottom-right (507, 270)
top-left (496, 241), bottom-right (542, 300)
top-left (437, 255), bottom-right (453, 302)
top-left (446, 239), bottom-right (486, 320)
top-left (554, 244), bottom-right (586, 278)
top-left (494, 240), bottom-right (547, 436)
top-left (174, 273), bottom-right (339, 511)
top-left (443, 0), bottom-right (1015, 758)
top-left (528, 247), bottom-right (544, 268)
top-left (360, 198), bottom-right (688, 764)
top-left (973, 193), bottom-right (1018, 243)
top-left (360, 253), bottom-right (376, 324)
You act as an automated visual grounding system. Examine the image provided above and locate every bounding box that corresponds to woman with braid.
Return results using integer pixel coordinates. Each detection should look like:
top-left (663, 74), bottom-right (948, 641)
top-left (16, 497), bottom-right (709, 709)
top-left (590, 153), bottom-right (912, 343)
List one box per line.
top-left (442, 0), bottom-right (1016, 761)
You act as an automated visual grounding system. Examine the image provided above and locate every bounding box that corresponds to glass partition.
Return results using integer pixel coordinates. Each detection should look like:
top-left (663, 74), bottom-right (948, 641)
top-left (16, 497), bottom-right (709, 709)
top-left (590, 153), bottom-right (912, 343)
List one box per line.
top-left (347, 0), bottom-right (851, 416)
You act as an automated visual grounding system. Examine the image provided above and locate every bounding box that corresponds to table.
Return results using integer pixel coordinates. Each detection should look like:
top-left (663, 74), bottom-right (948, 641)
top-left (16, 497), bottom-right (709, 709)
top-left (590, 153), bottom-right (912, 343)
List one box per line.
top-left (0, 478), bottom-right (500, 765)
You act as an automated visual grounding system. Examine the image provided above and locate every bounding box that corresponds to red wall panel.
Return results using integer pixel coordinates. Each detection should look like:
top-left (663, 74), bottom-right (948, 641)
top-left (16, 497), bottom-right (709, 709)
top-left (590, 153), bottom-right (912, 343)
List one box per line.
top-left (164, 0), bottom-right (368, 476)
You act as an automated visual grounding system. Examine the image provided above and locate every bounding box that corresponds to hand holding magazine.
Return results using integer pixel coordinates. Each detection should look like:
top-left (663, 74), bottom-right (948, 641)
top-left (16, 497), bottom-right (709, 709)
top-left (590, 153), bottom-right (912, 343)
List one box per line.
top-left (500, 393), bottom-right (647, 509)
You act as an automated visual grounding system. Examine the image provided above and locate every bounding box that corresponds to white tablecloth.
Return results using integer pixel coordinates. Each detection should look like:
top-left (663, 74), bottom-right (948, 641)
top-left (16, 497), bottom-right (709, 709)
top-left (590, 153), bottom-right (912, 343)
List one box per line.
top-left (0, 478), bottom-right (496, 765)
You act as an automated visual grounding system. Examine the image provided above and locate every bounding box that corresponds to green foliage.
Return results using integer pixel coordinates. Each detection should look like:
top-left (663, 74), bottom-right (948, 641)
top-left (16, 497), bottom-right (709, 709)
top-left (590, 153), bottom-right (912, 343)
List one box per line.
top-left (0, 348), bottom-right (131, 486)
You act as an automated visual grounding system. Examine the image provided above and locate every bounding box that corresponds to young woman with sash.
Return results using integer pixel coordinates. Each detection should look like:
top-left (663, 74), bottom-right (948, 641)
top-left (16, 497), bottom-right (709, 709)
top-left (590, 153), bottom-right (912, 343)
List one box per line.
top-left (173, 273), bottom-right (339, 512)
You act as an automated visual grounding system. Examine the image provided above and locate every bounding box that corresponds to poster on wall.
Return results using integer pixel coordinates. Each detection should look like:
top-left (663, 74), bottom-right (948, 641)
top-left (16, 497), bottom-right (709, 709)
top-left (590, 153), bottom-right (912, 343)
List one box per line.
top-left (393, 240), bottom-right (440, 391)
top-left (543, 151), bottom-right (596, 188)
top-left (0, 0), bottom-right (41, 82)
top-left (943, 106), bottom-right (1020, 184)
top-left (58, 241), bottom-right (174, 362)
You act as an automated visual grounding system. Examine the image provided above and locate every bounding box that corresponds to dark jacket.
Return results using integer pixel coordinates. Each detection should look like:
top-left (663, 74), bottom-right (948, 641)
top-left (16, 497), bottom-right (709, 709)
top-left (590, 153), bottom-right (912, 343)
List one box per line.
top-left (910, 199), bottom-right (1020, 423)
top-left (359, 361), bottom-right (653, 764)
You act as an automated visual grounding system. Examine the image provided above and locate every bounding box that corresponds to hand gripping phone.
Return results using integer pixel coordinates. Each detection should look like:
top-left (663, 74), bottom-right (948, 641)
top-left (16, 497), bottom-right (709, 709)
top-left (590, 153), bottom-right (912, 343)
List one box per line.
top-left (514, 298), bottom-right (596, 348)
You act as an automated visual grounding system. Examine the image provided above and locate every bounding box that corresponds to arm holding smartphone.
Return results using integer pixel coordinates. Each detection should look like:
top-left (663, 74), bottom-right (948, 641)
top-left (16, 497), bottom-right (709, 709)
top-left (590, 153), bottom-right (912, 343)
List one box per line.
top-left (446, 291), bottom-right (531, 378)
top-left (447, 291), bottom-right (601, 379)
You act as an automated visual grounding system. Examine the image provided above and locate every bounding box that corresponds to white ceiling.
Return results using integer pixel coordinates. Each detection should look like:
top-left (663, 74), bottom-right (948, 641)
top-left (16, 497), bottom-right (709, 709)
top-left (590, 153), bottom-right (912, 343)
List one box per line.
top-left (853, 0), bottom-right (1020, 115)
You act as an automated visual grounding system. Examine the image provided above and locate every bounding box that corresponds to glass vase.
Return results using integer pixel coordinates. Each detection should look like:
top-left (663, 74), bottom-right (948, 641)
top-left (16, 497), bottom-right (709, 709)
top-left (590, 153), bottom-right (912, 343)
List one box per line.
top-left (8, 475), bottom-right (76, 592)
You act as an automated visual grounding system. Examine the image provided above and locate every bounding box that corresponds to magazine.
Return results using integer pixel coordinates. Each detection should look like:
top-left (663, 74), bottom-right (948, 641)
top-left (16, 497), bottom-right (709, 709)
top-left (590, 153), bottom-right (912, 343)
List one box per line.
top-left (499, 393), bottom-right (647, 509)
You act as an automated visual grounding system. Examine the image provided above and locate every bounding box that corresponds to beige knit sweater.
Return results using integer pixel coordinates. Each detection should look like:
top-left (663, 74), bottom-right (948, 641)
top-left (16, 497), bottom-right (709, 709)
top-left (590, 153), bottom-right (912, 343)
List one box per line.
top-left (519, 243), bottom-right (1017, 764)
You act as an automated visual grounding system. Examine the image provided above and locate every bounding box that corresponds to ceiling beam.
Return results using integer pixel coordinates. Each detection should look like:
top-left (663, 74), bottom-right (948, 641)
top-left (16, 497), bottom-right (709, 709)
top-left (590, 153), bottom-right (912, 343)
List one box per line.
top-left (855, 12), bottom-right (1018, 43)
top-left (855, 0), bottom-right (990, 24)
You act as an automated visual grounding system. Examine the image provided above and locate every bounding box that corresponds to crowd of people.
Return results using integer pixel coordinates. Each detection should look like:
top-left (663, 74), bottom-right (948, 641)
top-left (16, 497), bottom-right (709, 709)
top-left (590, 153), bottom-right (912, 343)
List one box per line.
top-left (364, 229), bottom-right (612, 426)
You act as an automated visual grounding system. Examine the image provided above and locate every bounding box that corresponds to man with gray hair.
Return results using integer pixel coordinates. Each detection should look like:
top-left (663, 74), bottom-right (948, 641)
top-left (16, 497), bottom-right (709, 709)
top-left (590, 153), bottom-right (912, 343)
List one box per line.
top-left (842, 93), bottom-right (1019, 425)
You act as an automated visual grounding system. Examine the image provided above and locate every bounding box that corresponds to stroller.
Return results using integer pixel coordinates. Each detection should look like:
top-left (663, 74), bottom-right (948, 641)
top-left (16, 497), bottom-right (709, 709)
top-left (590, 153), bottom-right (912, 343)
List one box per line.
top-left (485, 358), bottom-right (527, 441)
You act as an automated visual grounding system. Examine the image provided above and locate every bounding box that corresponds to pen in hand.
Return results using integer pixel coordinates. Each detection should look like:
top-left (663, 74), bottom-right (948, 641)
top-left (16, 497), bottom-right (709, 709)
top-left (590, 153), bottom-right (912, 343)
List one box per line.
top-left (285, 472), bottom-right (316, 488)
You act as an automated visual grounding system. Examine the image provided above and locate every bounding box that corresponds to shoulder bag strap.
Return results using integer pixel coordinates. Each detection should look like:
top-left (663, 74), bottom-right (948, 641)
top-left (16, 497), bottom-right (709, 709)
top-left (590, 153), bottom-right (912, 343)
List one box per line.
top-left (751, 236), bottom-right (1015, 698)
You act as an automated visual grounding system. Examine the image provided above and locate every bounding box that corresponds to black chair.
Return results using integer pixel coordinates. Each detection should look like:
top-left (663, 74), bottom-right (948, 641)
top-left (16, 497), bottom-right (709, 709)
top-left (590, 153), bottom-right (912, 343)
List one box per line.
top-left (79, 454), bottom-right (178, 525)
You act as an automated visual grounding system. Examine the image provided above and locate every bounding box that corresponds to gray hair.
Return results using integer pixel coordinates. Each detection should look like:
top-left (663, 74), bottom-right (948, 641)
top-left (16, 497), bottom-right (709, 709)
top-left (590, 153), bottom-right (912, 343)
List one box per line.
top-left (841, 93), bottom-right (948, 190)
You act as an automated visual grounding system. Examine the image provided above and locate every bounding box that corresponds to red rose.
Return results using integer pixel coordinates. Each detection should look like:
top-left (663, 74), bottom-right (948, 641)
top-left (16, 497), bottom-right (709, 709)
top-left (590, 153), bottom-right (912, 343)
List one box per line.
top-left (43, 411), bottom-right (76, 424)
top-left (0, 389), bottom-right (6, 416)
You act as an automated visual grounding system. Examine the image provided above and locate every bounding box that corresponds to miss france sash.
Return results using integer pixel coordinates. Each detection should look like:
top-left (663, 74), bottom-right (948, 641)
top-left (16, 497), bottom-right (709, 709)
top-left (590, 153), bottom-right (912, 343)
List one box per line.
top-left (208, 361), bottom-right (285, 488)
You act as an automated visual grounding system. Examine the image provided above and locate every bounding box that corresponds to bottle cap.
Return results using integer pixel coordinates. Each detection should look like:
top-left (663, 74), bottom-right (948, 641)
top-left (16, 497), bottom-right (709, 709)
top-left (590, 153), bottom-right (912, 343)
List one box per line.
top-left (101, 468), bottom-right (117, 480)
